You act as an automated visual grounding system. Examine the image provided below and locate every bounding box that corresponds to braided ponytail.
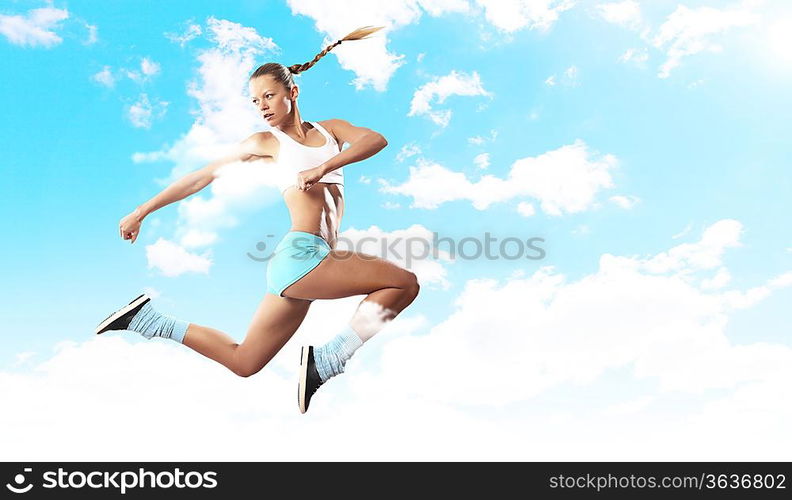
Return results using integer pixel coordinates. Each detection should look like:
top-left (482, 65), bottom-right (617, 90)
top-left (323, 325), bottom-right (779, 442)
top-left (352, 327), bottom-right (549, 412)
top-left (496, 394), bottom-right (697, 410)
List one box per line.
top-left (288, 25), bottom-right (384, 75)
top-left (249, 26), bottom-right (383, 96)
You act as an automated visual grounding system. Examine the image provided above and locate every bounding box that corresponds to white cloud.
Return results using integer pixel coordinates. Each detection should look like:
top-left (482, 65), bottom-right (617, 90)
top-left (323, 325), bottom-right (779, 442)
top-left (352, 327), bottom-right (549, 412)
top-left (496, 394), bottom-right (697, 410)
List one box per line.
top-left (0, 299), bottom-right (437, 460)
top-left (97, 60), bottom-right (163, 122)
top-left (127, 93), bottom-right (169, 129)
top-left (141, 57), bottom-right (161, 77)
top-left (127, 95), bottom-right (152, 128)
top-left (475, 0), bottom-right (575, 33)
top-left (141, 286), bottom-right (162, 299)
top-left (337, 224), bottom-right (454, 290)
top-left (382, 201), bottom-right (402, 209)
top-left (145, 238), bottom-right (213, 277)
top-left (769, 272), bottom-right (792, 289)
top-left (131, 151), bottom-right (168, 163)
top-left (653, 3), bottom-right (760, 79)
top-left (672, 221), bottom-right (694, 240)
top-left (408, 70), bottom-right (492, 127)
top-left (766, 17), bottom-right (792, 65)
top-left (124, 69), bottom-right (142, 83)
top-left (720, 286), bottom-right (771, 310)
top-left (468, 129), bottom-right (498, 145)
top-left (609, 194), bottom-right (640, 209)
top-left (565, 65), bottom-right (580, 86)
top-left (716, 271), bottom-right (792, 310)
top-left (701, 267), bottom-right (731, 290)
top-left (359, 175), bottom-right (372, 184)
top-left (284, 0), bottom-right (471, 91)
top-left (380, 220), bottom-right (792, 412)
top-left (546, 65), bottom-right (580, 87)
top-left (600, 1), bottom-right (761, 78)
top-left (165, 22), bottom-right (202, 47)
top-left (419, 0), bottom-right (471, 16)
top-left (380, 139), bottom-right (619, 214)
top-left (516, 201), bottom-right (535, 217)
top-left (600, 395), bottom-right (654, 417)
top-left (396, 143), bottom-right (422, 162)
top-left (179, 229), bottom-right (219, 248)
top-left (170, 160), bottom-right (278, 250)
top-left (596, 0), bottom-right (642, 31)
top-left (0, 7), bottom-right (69, 48)
top-left (136, 17), bottom-right (276, 178)
top-left (0, 336), bottom-right (294, 459)
top-left (572, 224), bottom-right (591, 236)
top-left (10, 351), bottom-right (36, 368)
top-left (92, 66), bottom-right (115, 87)
top-left (618, 47), bottom-right (648, 65)
top-left (473, 152), bottom-right (490, 170)
top-left (641, 219), bottom-right (742, 275)
top-left (83, 22), bottom-right (98, 45)
top-left (125, 57), bottom-right (161, 84)
top-left (280, 1), bottom-right (575, 88)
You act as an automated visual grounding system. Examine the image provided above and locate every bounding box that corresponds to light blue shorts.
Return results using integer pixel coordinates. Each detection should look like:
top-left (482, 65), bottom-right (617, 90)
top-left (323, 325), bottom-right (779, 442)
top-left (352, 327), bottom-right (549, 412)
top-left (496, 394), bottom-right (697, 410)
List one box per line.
top-left (266, 231), bottom-right (331, 298)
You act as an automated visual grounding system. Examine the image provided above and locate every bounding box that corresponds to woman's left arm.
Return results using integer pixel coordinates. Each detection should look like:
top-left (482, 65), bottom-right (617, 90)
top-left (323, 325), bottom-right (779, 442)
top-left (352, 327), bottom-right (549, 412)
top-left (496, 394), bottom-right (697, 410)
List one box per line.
top-left (318, 119), bottom-right (387, 175)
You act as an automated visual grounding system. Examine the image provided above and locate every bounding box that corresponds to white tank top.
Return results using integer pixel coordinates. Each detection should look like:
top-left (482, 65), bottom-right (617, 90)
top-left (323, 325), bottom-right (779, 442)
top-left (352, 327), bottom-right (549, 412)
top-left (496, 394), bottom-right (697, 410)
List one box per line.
top-left (267, 121), bottom-right (344, 193)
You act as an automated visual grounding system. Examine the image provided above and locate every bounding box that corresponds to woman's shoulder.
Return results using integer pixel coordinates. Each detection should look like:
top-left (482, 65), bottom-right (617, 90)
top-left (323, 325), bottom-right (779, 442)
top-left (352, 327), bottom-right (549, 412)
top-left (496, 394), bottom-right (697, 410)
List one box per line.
top-left (250, 130), bottom-right (276, 141)
top-left (243, 131), bottom-right (278, 157)
top-left (248, 130), bottom-right (279, 146)
top-left (315, 119), bottom-right (342, 145)
top-left (315, 119), bottom-right (338, 130)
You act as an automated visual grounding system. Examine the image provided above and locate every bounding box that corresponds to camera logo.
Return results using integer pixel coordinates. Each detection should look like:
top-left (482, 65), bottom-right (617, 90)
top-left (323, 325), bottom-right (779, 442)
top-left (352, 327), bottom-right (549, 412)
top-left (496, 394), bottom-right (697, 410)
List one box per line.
top-left (6, 468), bottom-right (34, 494)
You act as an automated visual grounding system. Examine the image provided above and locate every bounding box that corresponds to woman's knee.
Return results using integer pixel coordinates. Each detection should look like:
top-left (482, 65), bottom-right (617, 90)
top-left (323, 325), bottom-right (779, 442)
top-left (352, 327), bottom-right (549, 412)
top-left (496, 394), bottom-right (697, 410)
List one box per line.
top-left (232, 352), bottom-right (268, 378)
top-left (233, 363), bottom-right (264, 378)
top-left (401, 270), bottom-right (420, 300)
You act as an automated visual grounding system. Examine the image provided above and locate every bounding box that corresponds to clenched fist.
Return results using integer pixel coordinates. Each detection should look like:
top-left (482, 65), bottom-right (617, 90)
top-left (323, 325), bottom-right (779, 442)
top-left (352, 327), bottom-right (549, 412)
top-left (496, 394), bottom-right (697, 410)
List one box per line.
top-left (119, 209), bottom-right (143, 243)
top-left (296, 165), bottom-right (327, 191)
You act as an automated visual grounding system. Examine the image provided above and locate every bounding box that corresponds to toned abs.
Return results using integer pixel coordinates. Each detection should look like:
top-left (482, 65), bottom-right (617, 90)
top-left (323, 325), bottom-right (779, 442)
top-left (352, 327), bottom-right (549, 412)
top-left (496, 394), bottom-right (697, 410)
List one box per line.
top-left (257, 128), bottom-right (344, 248)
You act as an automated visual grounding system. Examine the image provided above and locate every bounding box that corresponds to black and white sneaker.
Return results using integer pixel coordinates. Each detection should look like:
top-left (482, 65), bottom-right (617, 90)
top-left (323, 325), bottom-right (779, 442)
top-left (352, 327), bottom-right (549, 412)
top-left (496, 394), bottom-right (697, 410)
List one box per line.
top-left (298, 346), bottom-right (325, 414)
top-left (94, 293), bottom-right (151, 335)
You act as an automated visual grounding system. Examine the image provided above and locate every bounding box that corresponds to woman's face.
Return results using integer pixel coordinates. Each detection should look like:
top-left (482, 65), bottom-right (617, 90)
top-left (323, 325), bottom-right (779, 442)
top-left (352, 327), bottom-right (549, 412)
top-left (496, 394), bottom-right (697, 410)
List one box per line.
top-left (249, 75), bottom-right (297, 126)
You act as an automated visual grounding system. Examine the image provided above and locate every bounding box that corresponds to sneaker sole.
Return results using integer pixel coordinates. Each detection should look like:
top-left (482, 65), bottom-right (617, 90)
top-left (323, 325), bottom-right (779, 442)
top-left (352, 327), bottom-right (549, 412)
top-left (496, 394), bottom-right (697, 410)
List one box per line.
top-left (94, 294), bottom-right (150, 335)
top-left (298, 346), bottom-right (309, 414)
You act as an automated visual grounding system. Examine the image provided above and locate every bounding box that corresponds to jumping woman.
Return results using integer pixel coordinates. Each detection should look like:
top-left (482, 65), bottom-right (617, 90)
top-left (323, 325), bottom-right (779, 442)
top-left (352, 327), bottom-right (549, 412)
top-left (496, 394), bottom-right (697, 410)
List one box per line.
top-left (96, 26), bottom-right (420, 414)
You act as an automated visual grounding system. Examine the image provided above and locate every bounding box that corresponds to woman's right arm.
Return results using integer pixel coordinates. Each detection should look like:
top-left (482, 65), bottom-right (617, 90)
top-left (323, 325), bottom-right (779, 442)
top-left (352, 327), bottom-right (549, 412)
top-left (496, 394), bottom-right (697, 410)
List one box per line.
top-left (119, 132), bottom-right (272, 242)
top-left (135, 132), bottom-right (272, 221)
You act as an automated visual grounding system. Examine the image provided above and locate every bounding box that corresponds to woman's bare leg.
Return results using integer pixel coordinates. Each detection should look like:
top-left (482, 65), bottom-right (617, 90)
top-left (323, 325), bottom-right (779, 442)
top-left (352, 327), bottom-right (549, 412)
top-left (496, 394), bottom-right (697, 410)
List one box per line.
top-left (167, 251), bottom-right (418, 380)
top-left (182, 294), bottom-right (312, 377)
top-left (283, 251), bottom-right (420, 383)
top-left (282, 250), bottom-right (420, 315)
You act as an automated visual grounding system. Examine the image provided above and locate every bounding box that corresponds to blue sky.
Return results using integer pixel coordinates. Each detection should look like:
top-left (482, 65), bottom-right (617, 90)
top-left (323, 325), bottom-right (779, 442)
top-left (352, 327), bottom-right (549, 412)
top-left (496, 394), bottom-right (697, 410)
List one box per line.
top-left (1, 0), bottom-right (791, 460)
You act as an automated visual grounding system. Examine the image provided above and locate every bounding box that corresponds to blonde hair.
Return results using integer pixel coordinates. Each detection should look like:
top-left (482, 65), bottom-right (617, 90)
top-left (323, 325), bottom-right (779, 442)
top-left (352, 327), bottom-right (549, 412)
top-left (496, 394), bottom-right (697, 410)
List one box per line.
top-left (249, 25), bottom-right (383, 88)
